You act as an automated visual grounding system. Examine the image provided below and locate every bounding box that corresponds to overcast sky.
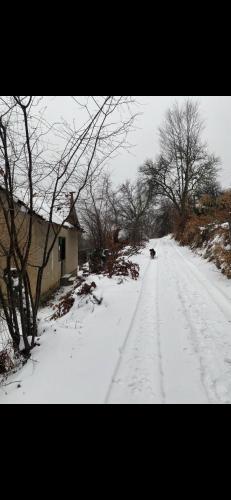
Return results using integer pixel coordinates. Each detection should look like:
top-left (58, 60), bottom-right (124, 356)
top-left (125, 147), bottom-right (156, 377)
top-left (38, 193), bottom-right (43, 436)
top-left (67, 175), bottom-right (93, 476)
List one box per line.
top-left (46, 96), bottom-right (231, 188)
top-left (108, 96), bottom-right (231, 188)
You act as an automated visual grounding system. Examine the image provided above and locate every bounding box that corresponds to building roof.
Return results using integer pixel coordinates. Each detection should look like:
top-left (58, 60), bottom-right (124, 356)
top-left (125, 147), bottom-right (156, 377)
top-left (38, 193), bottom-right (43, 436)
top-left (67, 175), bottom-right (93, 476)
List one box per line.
top-left (0, 185), bottom-right (83, 231)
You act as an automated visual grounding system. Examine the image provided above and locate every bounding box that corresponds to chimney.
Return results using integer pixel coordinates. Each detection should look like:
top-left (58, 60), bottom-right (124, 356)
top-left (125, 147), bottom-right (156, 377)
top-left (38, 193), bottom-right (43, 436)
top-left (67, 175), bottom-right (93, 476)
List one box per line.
top-left (70, 192), bottom-right (75, 208)
top-left (66, 192), bottom-right (80, 228)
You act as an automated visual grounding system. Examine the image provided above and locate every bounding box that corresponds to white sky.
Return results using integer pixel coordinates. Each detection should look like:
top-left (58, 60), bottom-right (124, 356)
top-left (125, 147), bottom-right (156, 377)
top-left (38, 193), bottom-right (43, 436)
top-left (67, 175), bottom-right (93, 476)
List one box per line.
top-left (45, 96), bottom-right (231, 188)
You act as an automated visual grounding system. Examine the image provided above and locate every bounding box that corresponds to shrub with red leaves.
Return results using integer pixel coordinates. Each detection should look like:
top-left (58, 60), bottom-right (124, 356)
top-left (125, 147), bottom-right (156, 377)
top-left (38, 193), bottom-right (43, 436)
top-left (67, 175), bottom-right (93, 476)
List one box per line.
top-left (77, 282), bottom-right (97, 296)
top-left (105, 257), bottom-right (139, 280)
top-left (51, 291), bottom-right (75, 320)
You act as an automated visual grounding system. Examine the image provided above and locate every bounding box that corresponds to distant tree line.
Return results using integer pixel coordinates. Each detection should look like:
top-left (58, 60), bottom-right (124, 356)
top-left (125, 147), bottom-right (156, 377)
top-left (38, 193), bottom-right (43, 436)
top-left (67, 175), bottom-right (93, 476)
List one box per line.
top-left (79, 99), bottom-right (224, 248)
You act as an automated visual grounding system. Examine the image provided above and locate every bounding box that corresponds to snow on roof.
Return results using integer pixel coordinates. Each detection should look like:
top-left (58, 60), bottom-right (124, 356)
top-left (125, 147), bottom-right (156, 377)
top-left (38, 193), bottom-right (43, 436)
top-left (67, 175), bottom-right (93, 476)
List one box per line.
top-left (0, 185), bottom-right (80, 230)
top-left (32, 196), bottom-right (74, 228)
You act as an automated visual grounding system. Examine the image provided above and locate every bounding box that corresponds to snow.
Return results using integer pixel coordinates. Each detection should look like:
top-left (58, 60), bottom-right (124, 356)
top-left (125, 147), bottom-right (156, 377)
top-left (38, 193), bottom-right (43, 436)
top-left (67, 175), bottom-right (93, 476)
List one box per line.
top-left (211, 234), bottom-right (224, 245)
top-left (1, 237), bottom-right (231, 404)
top-left (0, 254), bottom-right (148, 404)
top-left (208, 222), bottom-right (230, 231)
top-left (13, 188), bottom-right (74, 228)
top-left (30, 197), bottom-right (73, 228)
top-left (118, 229), bottom-right (129, 241)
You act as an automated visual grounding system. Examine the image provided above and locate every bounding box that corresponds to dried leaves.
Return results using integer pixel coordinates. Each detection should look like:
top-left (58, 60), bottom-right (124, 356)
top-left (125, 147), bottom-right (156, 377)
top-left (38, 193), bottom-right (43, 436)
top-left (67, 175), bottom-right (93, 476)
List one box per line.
top-left (77, 282), bottom-right (97, 296)
top-left (51, 292), bottom-right (75, 320)
top-left (0, 348), bottom-right (14, 374)
top-left (105, 256), bottom-right (140, 280)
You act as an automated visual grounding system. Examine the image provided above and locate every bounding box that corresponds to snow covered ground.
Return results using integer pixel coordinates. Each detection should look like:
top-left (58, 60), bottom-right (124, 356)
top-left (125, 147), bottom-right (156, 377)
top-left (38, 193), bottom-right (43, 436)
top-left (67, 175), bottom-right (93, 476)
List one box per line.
top-left (1, 236), bottom-right (231, 404)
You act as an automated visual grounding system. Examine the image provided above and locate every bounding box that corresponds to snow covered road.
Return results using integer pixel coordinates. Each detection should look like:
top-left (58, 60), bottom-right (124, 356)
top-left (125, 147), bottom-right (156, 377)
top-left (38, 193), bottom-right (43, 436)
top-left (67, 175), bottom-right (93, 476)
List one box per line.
top-left (106, 237), bottom-right (231, 404)
top-left (1, 236), bottom-right (231, 404)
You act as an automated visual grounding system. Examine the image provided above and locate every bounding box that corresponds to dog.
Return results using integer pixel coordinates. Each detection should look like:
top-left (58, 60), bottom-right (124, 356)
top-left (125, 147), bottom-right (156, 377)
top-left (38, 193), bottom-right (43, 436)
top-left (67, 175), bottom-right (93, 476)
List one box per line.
top-left (149, 248), bottom-right (156, 259)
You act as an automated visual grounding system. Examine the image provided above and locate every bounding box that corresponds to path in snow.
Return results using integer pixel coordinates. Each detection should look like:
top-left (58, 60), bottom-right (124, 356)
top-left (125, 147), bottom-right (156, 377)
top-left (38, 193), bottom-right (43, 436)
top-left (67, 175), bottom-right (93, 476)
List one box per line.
top-left (2, 236), bottom-right (231, 404)
top-left (106, 237), bottom-right (231, 404)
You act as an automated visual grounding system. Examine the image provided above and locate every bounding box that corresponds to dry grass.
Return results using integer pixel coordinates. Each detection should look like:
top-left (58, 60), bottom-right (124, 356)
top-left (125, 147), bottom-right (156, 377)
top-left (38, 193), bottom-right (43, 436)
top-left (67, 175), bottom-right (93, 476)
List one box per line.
top-left (205, 240), bottom-right (231, 279)
top-left (174, 209), bottom-right (231, 279)
top-left (174, 214), bottom-right (214, 247)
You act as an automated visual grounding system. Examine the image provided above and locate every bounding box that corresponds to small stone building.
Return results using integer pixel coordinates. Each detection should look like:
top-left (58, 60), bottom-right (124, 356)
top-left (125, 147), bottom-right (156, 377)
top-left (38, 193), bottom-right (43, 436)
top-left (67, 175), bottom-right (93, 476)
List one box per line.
top-left (0, 187), bottom-right (82, 301)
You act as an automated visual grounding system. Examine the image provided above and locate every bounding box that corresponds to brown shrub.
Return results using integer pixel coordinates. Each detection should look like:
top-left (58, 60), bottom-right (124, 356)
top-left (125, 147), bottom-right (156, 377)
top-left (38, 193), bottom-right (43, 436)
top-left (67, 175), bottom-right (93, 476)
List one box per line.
top-left (77, 282), bottom-right (97, 296)
top-left (212, 245), bottom-right (231, 279)
top-left (105, 256), bottom-right (139, 280)
top-left (0, 348), bottom-right (14, 374)
top-left (217, 191), bottom-right (231, 211)
top-left (51, 291), bottom-right (75, 320)
top-left (174, 214), bottom-right (214, 247)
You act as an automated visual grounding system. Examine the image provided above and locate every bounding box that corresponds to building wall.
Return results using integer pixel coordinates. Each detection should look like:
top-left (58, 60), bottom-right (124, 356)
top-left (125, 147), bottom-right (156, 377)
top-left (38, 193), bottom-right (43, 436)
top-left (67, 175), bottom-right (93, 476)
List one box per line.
top-left (31, 222), bottom-right (78, 299)
top-left (0, 193), bottom-right (79, 302)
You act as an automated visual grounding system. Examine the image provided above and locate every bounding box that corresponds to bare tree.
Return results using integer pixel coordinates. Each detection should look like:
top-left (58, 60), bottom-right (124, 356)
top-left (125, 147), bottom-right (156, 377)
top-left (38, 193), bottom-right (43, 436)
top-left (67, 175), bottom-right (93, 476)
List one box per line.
top-left (140, 100), bottom-right (219, 220)
top-left (0, 96), bottom-right (136, 357)
top-left (152, 199), bottom-right (174, 238)
top-left (79, 173), bottom-right (114, 250)
top-left (194, 178), bottom-right (222, 202)
top-left (79, 175), bottom-right (154, 251)
top-left (117, 179), bottom-right (152, 245)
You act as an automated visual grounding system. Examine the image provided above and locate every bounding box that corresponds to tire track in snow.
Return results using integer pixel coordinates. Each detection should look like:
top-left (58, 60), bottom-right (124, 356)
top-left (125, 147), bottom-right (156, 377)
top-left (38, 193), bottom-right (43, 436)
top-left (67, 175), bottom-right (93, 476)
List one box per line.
top-left (167, 254), bottom-right (211, 403)
top-left (157, 239), bottom-right (210, 404)
top-left (105, 241), bottom-right (161, 404)
top-left (172, 242), bottom-right (231, 323)
top-left (155, 260), bottom-right (166, 404)
top-left (104, 257), bottom-right (152, 404)
top-left (169, 240), bottom-right (231, 403)
top-left (106, 237), bottom-right (230, 404)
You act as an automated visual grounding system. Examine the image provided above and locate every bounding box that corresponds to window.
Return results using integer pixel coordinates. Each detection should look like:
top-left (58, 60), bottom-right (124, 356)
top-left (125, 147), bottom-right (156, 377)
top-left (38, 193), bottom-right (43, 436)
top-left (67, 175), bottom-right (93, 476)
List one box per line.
top-left (58, 237), bottom-right (66, 261)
